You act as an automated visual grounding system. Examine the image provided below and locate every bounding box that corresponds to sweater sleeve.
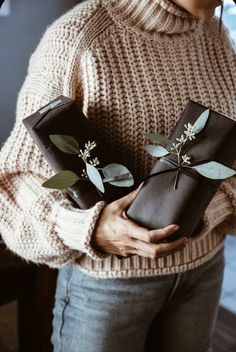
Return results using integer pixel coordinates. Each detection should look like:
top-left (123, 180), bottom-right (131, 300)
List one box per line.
top-left (200, 20), bottom-right (236, 237)
top-left (206, 22), bottom-right (236, 236)
top-left (0, 4), bottom-right (110, 268)
top-left (203, 161), bottom-right (236, 236)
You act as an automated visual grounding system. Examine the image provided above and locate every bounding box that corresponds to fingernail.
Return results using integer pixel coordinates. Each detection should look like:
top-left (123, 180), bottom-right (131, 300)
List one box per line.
top-left (172, 225), bottom-right (180, 231)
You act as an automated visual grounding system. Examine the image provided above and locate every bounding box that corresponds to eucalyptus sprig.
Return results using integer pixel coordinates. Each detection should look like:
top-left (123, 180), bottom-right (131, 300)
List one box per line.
top-left (42, 135), bottom-right (134, 194)
top-left (144, 109), bottom-right (236, 182)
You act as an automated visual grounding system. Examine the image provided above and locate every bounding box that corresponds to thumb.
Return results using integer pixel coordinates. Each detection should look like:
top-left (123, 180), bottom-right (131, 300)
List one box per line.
top-left (116, 181), bottom-right (144, 210)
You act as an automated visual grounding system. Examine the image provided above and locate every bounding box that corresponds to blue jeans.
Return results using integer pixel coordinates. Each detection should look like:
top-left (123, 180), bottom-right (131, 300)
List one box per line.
top-left (51, 246), bottom-right (225, 352)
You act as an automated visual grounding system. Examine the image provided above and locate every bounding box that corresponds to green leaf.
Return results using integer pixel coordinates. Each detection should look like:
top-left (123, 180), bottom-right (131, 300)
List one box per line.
top-left (42, 170), bottom-right (79, 189)
top-left (192, 161), bottom-right (236, 180)
top-left (102, 163), bottom-right (134, 187)
top-left (49, 135), bottom-right (80, 154)
top-left (192, 109), bottom-right (210, 134)
top-left (145, 132), bottom-right (171, 146)
top-left (86, 163), bottom-right (105, 193)
top-left (144, 144), bottom-right (169, 158)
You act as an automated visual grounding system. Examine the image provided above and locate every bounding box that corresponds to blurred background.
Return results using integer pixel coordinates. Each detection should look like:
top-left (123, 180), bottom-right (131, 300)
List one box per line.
top-left (0, 0), bottom-right (80, 145)
top-left (0, 1), bottom-right (236, 351)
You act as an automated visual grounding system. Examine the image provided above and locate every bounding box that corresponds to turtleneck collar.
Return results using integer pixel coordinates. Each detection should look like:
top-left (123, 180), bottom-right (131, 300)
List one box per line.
top-left (102, 0), bottom-right (203, 39)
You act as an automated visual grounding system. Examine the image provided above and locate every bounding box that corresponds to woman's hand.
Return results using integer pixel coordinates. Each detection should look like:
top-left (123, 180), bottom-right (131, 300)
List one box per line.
top-left (91, 184), bottom-right (189, 259)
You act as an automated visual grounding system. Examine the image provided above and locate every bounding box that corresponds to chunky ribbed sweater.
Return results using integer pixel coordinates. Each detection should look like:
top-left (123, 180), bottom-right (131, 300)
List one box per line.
top-left (0, 0), bottom-right (235, 278)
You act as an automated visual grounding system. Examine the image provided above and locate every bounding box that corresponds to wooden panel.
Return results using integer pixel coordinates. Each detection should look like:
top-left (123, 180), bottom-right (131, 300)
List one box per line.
top-left (212, 306), bottom-right (236, 352)
top-left (0, 243), bottom-right (58, 352)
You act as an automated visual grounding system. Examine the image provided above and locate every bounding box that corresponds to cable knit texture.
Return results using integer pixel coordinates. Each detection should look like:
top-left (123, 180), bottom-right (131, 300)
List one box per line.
top-left (0, 0), bottom-right (235, 277)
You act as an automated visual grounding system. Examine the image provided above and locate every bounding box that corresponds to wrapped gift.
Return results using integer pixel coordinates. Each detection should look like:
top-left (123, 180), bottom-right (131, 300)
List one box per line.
top-left (22, 95), bottom-right (135, 209)
top-left (125, 100), bottom-right (236, 241)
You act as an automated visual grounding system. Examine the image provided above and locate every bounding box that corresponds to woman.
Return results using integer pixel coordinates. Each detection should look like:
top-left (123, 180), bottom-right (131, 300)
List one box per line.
top-left (0, 0), bottom-right (235, 351)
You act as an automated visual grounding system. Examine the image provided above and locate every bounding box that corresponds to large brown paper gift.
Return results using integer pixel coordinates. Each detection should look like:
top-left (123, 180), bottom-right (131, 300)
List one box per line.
top-left (23, 95), bottom-right (135, 209)
top-left (125, 100), bottom-right (236, 241)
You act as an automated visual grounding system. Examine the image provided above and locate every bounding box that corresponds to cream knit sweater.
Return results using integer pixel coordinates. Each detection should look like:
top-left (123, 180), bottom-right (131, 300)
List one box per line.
top-left (0, 0), bottom-right (235, 278)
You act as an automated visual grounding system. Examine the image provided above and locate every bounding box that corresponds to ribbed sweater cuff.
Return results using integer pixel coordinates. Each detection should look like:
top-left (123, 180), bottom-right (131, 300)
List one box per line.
top-left (53, 199), bottom-right (110, 260)
top-left (205, 186), bottom-right (234, 231)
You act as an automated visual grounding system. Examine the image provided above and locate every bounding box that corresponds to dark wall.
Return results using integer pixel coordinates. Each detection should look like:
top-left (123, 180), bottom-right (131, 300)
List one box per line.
top-left (0, 0), bottom-right (82, 147)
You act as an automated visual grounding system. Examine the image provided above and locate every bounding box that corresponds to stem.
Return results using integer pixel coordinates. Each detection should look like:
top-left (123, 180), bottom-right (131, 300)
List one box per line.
top-left (177, 151), bottom-right (180, 165)
top-left (96, 188), bottom-right (103, 197)
top-left (77, 153), bottom-right (87, 164)
top-left (178, 145), bottom-right (184, 165)
top-left (103, 173), bottom-right (131, 183)
top-left (174, 169), bottom-right (180, 190)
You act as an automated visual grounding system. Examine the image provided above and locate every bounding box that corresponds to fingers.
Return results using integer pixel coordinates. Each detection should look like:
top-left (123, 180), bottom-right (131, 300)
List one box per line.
top-left (108, 183), bottom-right (190, 260)
top-left (120, 216), bottom-right (150, 241)
top-left (119, 222), bottom-right (188, 259)
top-left (128, 236), bottom-right (188, 260)
top-left (120, 214), bottom-right (182, 246)
top-left (128, 223), bottom-right (180, 243)
top-left (146, 224), bottom-right (181, 243)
